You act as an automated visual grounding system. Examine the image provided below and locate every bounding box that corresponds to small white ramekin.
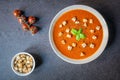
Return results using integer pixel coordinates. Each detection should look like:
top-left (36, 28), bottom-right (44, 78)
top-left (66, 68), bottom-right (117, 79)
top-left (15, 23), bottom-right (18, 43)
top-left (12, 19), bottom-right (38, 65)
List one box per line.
top-left (11, 52), bottom-right (35, 76)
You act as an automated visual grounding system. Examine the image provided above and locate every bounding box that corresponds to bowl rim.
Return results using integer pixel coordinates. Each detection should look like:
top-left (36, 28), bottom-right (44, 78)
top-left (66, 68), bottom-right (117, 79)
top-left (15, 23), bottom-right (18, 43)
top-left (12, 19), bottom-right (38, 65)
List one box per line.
top-left (49, 5), bottom-right (109, 64)
top-left (11, 52), bottom-right (35, 76)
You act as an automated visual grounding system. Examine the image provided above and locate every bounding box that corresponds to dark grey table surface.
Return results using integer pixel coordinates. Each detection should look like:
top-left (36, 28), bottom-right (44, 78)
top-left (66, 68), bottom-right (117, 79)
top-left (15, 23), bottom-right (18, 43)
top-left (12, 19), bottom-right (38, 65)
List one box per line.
top-left (0, 0), bottom-right (120, 80)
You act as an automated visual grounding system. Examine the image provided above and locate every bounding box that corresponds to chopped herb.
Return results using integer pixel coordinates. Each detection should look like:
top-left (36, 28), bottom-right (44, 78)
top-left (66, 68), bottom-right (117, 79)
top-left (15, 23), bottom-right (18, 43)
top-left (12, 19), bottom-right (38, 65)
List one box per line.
top-left (77, 28), bottom-right (82, 34)
top-left (71, 28), bottom-right (86, 41)
top-left (71, 28), bottom-right (78, 35)
top-left (76, 35), bottom-right (81, 41)
top-left (79, 33), bottom-right (86, 39)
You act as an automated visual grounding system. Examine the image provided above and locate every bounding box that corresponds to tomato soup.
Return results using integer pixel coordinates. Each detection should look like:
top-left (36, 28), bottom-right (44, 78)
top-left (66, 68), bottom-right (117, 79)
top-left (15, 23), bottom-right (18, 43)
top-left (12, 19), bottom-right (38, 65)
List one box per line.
top-left (53, 10), bottom-right (103, 59)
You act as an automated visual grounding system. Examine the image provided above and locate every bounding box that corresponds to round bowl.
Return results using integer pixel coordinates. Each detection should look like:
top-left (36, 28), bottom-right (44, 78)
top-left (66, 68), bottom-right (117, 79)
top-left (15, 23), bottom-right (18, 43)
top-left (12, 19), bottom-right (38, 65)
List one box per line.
top-left (49, 5), bottom-right (109, 64)
top-left (11, 52), bottom-right (35, 76)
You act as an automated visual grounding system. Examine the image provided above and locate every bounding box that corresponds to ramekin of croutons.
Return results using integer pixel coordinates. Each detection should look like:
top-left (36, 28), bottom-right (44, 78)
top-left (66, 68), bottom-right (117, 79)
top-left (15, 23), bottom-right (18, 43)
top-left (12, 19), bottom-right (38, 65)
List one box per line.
top-left (11, 52), bottom-right (35, 76)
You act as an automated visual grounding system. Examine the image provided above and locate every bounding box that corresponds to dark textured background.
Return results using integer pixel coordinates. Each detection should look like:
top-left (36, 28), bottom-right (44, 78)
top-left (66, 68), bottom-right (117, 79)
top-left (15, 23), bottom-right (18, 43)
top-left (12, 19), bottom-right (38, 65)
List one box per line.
top-left (0, 0), bottom-right (120, 80)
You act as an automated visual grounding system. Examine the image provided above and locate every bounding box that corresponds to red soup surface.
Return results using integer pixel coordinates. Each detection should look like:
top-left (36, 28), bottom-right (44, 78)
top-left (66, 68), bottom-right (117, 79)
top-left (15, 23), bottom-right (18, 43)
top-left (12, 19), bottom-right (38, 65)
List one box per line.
top-left (53, 9), bottom-right (103, 59)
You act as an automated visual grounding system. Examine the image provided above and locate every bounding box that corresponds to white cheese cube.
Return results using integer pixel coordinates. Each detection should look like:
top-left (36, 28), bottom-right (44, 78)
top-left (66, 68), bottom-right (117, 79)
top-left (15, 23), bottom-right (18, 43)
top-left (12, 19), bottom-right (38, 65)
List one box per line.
top-left (90, 43), bottom-right (95, 48)
top-left (59, 24), bottom-right (63, 28)
top-left (68, 45), bottom-right (72, 51)
top-left (92, 35), bottom-right (97, 40)
top-left (90, 29), bottom-right (95, 33)
top-left (82, 43), bottom-right (87, 48)
top-left (61, 40), bottom-right (66, 44)
top-left (89, 19), bottom-right (93, 24)
top-left (62, 21), bottom-right (67, 26)
top-left (72, 43), bottom-right (77, 47)
top-left (75, 21), bottom-right (80, 24)
top-left (58, 32), bottom-right (63, 37)
top-left (96, 26), bottom-right (100, 30)
top-left (83, 23), bottom-right (87, 27)
top-left (83, 18), bottom-right (88, 23)
top-left (65, 28), bottom-right (70, 33)
top-left (72, 17), bottom-right (77, 22)
top-left (66, 34), bottom-right (72, 38)
top-left (80, 52), bottom-right (85, 56)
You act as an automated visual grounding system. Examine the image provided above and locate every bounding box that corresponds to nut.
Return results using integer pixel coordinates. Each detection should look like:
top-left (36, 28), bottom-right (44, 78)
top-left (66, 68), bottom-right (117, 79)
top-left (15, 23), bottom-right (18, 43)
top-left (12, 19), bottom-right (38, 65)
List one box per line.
top-left (20, 54), bottom-right (26, 58)
top-left (14, 66), bottom-right (18, 71)
top-left (13, 54), bottom-right (33, 73)
top-left (17, 63), bottom-right (23, 68)
top-left (28, 67), bottom-right (32, 72)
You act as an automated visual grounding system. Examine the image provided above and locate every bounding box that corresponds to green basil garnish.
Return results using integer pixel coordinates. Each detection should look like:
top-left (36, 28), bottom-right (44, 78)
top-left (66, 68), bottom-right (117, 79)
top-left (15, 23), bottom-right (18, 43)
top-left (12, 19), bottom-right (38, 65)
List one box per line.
top-left (71, 28), bottom-right (86, 41)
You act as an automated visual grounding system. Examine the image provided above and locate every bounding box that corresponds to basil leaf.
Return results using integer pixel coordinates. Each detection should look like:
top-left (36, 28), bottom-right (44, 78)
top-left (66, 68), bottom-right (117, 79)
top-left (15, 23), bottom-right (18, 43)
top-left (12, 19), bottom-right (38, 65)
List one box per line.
top-left (79, 33), bottom-right (86, 39)
top-left (71, 28), bottom-right (78, 35)
top-left (76, 35), bottom-right (81, 41)
top-left (77, 28), bottom-right (82, 34)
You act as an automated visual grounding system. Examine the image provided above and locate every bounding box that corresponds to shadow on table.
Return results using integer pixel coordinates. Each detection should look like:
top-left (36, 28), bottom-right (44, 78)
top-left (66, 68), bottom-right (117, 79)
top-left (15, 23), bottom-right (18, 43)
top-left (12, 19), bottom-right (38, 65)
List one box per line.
top-left (24, 49), bottom-right (43, 69)
top-left (31, 53), bottom-right (42, 68)
top-left (99, 10), bottom-right (116, 49)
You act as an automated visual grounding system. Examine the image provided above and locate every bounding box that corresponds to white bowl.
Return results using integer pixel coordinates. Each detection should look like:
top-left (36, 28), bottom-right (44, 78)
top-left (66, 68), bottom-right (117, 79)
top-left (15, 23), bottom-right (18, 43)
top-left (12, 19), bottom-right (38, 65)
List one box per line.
top-left (49, 5), bottom-right (109, 64)
top-left (11, 52), bottom-right (35, 76)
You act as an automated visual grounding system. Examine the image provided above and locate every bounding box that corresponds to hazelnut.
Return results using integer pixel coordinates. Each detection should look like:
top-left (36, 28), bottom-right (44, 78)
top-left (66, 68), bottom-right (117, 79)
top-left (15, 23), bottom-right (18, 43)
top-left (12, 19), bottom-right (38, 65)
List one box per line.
top-left (30, 26), bottom-right (39, 35)
top-left (13, 9), bottom-right (22, 17)
top-left (22, 23), bottom-right (30, 31)
top-left (28, 16), bottom-right (36, 24)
